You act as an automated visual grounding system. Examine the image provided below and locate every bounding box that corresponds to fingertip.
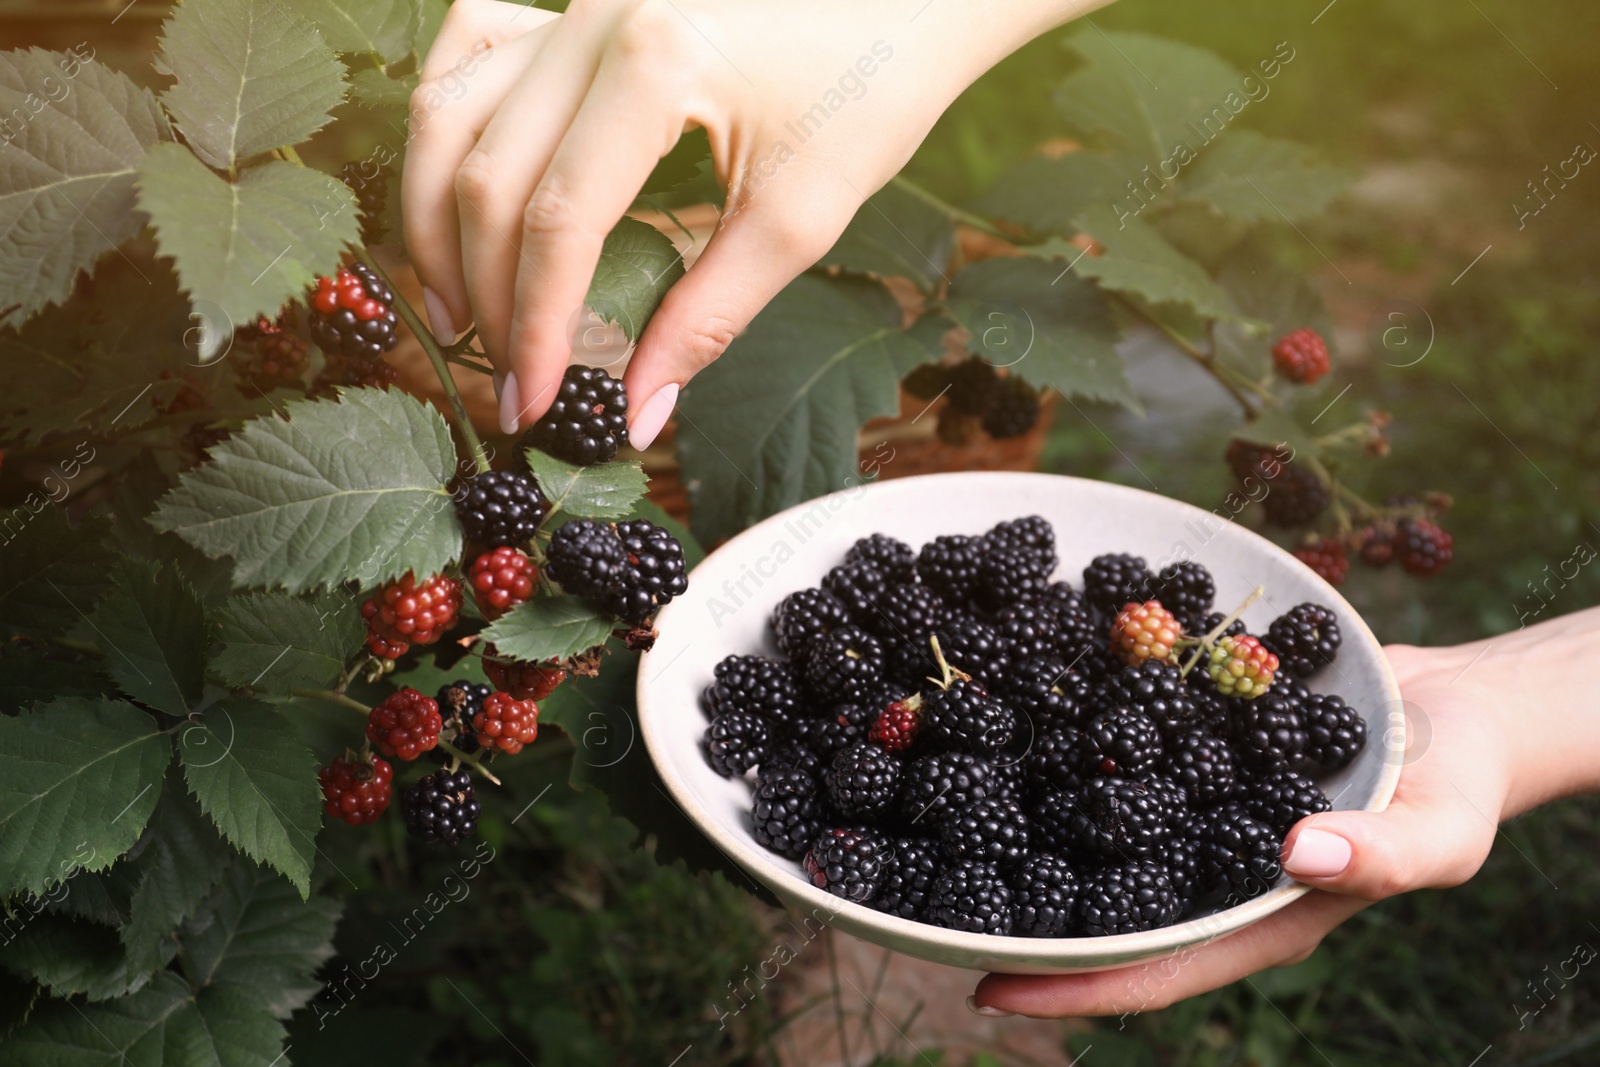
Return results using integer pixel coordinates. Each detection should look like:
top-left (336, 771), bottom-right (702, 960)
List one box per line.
top-left (965, 994), bottom-right (1015, 1018)
top-left (1281, 825), bottom-right (1354, 880)
top-left (628, 382), bottom-right (678, 451)
top-left (423, 287), bottom-right (461, 342)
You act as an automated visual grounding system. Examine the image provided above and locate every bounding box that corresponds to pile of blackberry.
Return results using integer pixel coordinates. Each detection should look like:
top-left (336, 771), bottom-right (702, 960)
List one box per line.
top-left (699, 517), bottom-right (1367, 938)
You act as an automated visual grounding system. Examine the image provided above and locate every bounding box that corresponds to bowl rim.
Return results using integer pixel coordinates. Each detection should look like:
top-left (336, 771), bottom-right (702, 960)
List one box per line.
top-left (638, 470), bottom-right (1404, 968)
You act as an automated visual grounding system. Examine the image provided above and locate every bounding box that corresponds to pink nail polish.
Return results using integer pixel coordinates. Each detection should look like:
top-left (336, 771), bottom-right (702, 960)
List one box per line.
top-left (1283, 827), bottom-right (1352, 878)
top-left (965, 995), bottom-right (1014, 1018)
top-left (422, 287), bottom-right (456, 341)
top-left (629, 383), bottom-right (679, 451)
top-left (499, 371), bottom-right (521, 435)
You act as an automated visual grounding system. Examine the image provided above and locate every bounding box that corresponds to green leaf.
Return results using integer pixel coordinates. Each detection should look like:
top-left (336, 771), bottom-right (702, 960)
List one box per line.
top-left (1067, 206), bottom-right (1238, 322)
top-left (279, 0), bottom-right (421, 62)
top-left (149, 388), bottom-right (461, 594)
top-left (180, 699), bottom-right (321, 897)
top-left (817, 181), bottom-right (956, 291)
top-left (677, 274), bottom-right (930, 544)
top-left (523, 453), bottom-right (648, 521)
top-left (0, 644), bottom-right (115, 711)
top-left (0, 968), bottom-right (38, 1038)
top-left (123, 784), bottom-right (235, 972)
top-left (2, 973), bottom-right (289, 1067)
top-left (944, 256), bottom-right (1134, 408)
top-left (0, 915), bottom-right (166, 1002)
top-left (210, 592), bottom-right (362, 695)
top-left (155, 0), bottom-right (346, 169)
top-left (0, 49), bottom-right (170, 329)
top-left (0, 699), bottom-right (169, 898)
top-left (138, 145), bottom-right (360, 337)
top-left (348, 68), bottom-right (417, 109)
top-left (0, 509), bottom-right (115, 640)
top-left (1179, 130), bottom-right (1352, 223)
top-left (179, 862), bottom-right (340, 1018)
top-left (1054, 30), bottom-right (1244, 167)
top-left (43, 865), bottom-right (139, 928)
top-left (968, 152), bottom-right (1138, 239)
top-left (82, 559), bottom-right (208, 717)
top-left (479, 597), bottom-right (616, 663)
top-left (585, 217), bottom-right (685, 341)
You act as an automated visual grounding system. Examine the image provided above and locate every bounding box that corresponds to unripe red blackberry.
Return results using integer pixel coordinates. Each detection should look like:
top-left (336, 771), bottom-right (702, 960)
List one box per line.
top-left (309, 265), bottom-right (398, 361)
top-left (361, 572), bottom-right (462, 658)
top-left (319, 755), bottom-right (393, 825)
top-left (469, 546), bottom-right (537, 620)
top-left (365, 688), bottom-right (443, 761)
top-left (1207, 634), bottom-right (1279, 698)
top-left (1109, 599), bottom-right (1183, 666)
top-left (473, 691), bottom-right (540, 754)
top-left (1271, 328), bottom-right (1331, 385)
top-left (483, 643), bottom-right (566, 701)
top-left (1293, 537), bottom-right (1350, 586)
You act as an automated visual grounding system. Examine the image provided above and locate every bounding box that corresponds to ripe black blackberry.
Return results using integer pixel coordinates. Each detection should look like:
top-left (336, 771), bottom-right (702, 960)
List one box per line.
top-left (1247, 768), bottom-right (1332, 834)
top-left (899, 752), bottom-right (996, 828)
top-left (704, 710), bottom-right (769, 777)
top-left (787, 703), bottom-right (872, 761)
top-left (999, 656), bottom-right (1079, 727)
top-left (985, 515), bottom-right (1057, 567)
top-left (1146, 774), bottom-right (1190, 821)
top-left (804, 826), bottom-right (894, 902)
top-left (940, 796), bottom-right (1030, 866)
top-left (1147, 561), bottom-right (1215, 632)
top-left (1010, 853), bottom-right (1080, 937)
top-left (871, 837), bottom-right (943, 920)
top-left (821, 560), bottom-right (888, 623)
top-left (703, 654), bottom-right (802, 724)
top-left (916, 534), bottom-right (984, 605)
top-left (1301, 693), bottom-right (1366, 771)
top-left (401, 768), bottom-right (481, 845)
top-left (1067, 777), bottom-right (1171, 859)
top-left (434, 679), bottom-right (491, 731)
top-left (929, 859), bottom-right (1015, 934)
top-left (1160, 731), bottom-right (1238, 807)
top-left (771, 587), bottom-right (851, 659)
top-left (1397, 517), bottom-right (1453, 575)
top-left (1161, 823), bottom-right (1203, 907)
top-left (825, 741), bottom-right (903, 818)
top-left (337, 160), bottom-right (389, 244)
top-left (454, 469), bottom-right (549, 548)
top-left (1198, 611), bottom-right (1248, 639)
top-left (1096, 661), bottom-right (1204, 740)
top-left (1078, 859), bottom-right (1180, 936)
top-left (519, 364), bottom-right (629, 465)
top-left (1265, 463), bottom-right (1329, 527)
top-left (1264, 603), bottom-right (1342, 679)
top-left (1196, 807), bottom-right (1283, 899)
top-left (764, 739), bottom-right (825, 778)
top-left (989, 756), bottom-right (1028, 802)
top-left (981, 376), bottom-right (1041, 439)
top-left (547, 518), bottom-right (627, 597)
top-left (1078, 708), bottom-right (1164, 779)
top-left (606, 518), bottom-right (688, 623)
top-left (846, 533), bottom-right (917, 583)
top-left (751, 767), bottom-right (827, 859)
top-left (804, 625), bottom-right (885, 704)
top-left (1228, 689), bottom-right (1309, 772)
top-left (1082, 553), bottom-right (1153, 617)
top-left (865, 582), bottom-right (946, 653)
top-left (993, 603), bottom-right (1058, 663)
top-left (924, 677), bottom-right (1016, 757)
top-left (947, 356), bottom-right (998, 416)
top-left (974, 542), bottom-right (1049, 609)
top-left (1023, 726), bottom-right (1086, 797)
top-left (930, 614), bottom-right (1010, 687)
top-left (309, 264), bottom-right (399, 361)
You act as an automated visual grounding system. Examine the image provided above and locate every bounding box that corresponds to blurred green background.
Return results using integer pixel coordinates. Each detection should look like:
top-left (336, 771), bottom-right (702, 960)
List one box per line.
top-left (12, 0), bottom-right (1600, 1062)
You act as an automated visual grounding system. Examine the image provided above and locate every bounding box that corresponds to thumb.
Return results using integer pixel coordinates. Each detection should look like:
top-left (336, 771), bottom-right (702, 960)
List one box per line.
top-left (621, 194), bottom-right (855, 449)
top-left (1280, 784), bottom-right (1499, 901)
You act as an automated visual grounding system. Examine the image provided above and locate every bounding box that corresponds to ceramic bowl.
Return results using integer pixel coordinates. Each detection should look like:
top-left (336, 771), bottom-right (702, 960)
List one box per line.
top-left (637, 471), bottom-right (1403, 974)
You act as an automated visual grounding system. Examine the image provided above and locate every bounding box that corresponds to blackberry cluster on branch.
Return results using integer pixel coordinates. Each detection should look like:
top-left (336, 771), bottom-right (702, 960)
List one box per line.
top-left (518, 364), bottom-right (629, 465)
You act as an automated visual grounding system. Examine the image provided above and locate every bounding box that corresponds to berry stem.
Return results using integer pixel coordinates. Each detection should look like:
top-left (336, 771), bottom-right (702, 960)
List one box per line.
top-left (352, 249), bottom-right (492, 476)
top-left (1179, 585), bottom-right (1265, 678)
top-left (293, 688), bottom-right (370, 715)
top-left (437, 738), bottom-right (503, 786)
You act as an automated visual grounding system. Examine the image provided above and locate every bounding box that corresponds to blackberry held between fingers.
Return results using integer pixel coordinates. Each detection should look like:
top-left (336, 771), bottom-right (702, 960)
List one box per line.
top-left (1264, 603), bottom-right (1343, 680)
top-left (705, 710), bottom-right (769, 777)
top-left (1197, 807), bottom-right (1283, 899)
top-left (899, 752), bottom-right (996, 828)
top-left (519, 364), bottom-right (629, 465)
top-left (824, 741), bottom-right (903, 818)
top-left (401, 768), bottom-right (481, 846)
top-left (1011, 853), bottom-right (1080, 937)
top-left (1083, 553), bottom-right (1152, 617)
top-left (846, 533), bottom-right (917, 583)
top-left (871, 837), bottom-right (944, 920)
top-left (940, 796), bottom-right (1030, 866)
top-left (607, 519), bottom-right (688, 623)
top-left (1068, 777), bottom-right (1171, 859)
top-left (1301, 693), bottom-right (1367, 771)
top-left (703, 654), bottom-right (802, 724)
top-left (981, 375), bottom-right (1041, 439)
top-left (1247, 768), bottom-right (1332, 834)
top-left (750, 767), bottom-right (827, 859)
top-left (804, 625), bottom-right (886, 704)
top-left (1078, 859), bottom-right (1180, 936)
top-left (929, 860), bottom-right (1015, 935)
top-left (547, 519), bottom-right (627, 597)
top-left (309, 265), bottom-right (399, 361)
top-left (772, 587), bottom-right (852, 660)
top-left (804, 826), bottom-right (894, 902)
top-left (916, 534), bottom-right (985, 605)
top-left (1078, 708), bottom-right (1164, 779)
top-left (454, 470), bottom-right (549, 548)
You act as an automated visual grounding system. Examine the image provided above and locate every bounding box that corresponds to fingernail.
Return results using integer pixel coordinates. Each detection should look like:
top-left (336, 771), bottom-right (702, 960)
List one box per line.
top-left (499, 371), bottom-right (521, 435)
top-left (422, 287), bottom-right (456, 340)
top-left (629, 383), bottom-right (679, 451)
top-left (966, 995), bottom-right (1014, 1018)
top-left (493, 372), bottom-right (505, 404)
top-left (1283, 827), bottom-right (1352, 878)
